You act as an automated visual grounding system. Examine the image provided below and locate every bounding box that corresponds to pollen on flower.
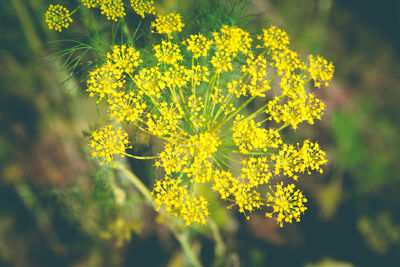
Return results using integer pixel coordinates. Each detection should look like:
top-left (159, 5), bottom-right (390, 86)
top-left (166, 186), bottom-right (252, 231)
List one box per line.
top-left (89, 124), bottom-right (131, 166)
top-left (151, 12), bottom-right (184, 38)
top-left (131, 0), bottom-right (156, 18)
top-left (45, 4), bottom-right (73, 32)
top-left (265, 183), bottom-right (307, 227)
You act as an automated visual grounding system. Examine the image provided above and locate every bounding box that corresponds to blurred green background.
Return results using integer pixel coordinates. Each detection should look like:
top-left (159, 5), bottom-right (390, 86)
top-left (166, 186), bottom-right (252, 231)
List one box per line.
top-left (1, 0), bottom-right (400, 266)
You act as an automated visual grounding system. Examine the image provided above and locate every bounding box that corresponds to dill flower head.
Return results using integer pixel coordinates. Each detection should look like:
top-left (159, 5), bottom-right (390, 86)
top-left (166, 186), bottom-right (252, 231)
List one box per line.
top-left (257, 25), bottom-right (290, 51)
top-left (45, 4), bottom-right (73, 32)
top-left (81, 0), bottom-right (101, 8)
top-left (266, 183), bottom-right (308, 227)
top-left (100, 0), bottom-right (126, 21)
top-left (182, 34), bottom-right (213, 59)
top-left (131, 0), bottom-right (156, 18)
top-left (84, 20), bottom-right (334, 227)
top-left (107, 45), bottom-right (142, 74)
top-left (87, 62), bottom-right (125, 101)
top-left (89, 124), bottom-right (131, 166)
top-left (153, 40), bottom-right (183, 66)
top-left (307, 55), bottom-right (335, 87)
top-left (152, 177), bottom-right (209, 225)
top-left (151, 12), bottom-right (184, 38)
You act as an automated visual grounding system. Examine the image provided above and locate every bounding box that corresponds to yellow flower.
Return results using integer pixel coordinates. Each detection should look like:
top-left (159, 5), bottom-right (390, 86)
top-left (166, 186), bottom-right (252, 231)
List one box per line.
top-left (45, 4), bottom-right (73, 32)
top-left (265, 183), bottom-right (307, 227)
top-left (240, 157), bottom-right (272, 187)
top-left (153, 40), bottom-right (183, 66)
top-left (81, 20), bottom-right (334, 227)
top-left (89, 124), bottom-right (131, 166)
top-left (107, 91), bottom-right (146, 123)
top-left (87, 62), bottom-right (125, 101)
top-left (241, 53), bottom-right (271, 97)
top-left (152, 176), bottom-right (209, 225)
top-left (232, 115), bottom-right (282, 153)
top-left (131, 0), bottom-right (156, 18)
top-left (257, 25), bottom-right (290, 51)
top-left (271, 47), bottom-right (303, 75)
top-left (267, 93), bottom-right (325, 130)
top-left (213, 25), bottom-right (252, 56)
top-left (307, 55), bottom-right (335, 87)
top-left (182, 34), bottom-right (213, 59)
top-left (134, 67), bottom-right (166, 98)
top-left (81, 0), bottom-right (101, 8)
top-left (100, 0), bottom-right (126, 21)
top-left (151, 12), bottom-right (184, 38)
top-left (271, 140), bottom-right (327, 180)
top-left (107, 45), bottom-right (142, 74)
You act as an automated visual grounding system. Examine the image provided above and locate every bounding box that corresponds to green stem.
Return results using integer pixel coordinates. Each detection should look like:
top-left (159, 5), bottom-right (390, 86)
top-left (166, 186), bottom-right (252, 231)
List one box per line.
top-left (115, 163), bottom-right (152, 202)
top-left (123, 152), bottom-right (159, 160)
top-left (173, 229), bottom-right (203, 267)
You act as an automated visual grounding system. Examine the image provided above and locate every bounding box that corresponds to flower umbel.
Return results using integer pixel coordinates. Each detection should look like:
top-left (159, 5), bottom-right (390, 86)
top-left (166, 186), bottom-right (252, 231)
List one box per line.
top-left (131, 0), bottom-right (156, 18)
top-left (45, 4), bottom-right (73, 32)
top-left (89, 124), bottom-right (131, 166)
top-left (151, 12), bottom-right (184, 38)
top-left (84, 22), bottom-right (333, 227)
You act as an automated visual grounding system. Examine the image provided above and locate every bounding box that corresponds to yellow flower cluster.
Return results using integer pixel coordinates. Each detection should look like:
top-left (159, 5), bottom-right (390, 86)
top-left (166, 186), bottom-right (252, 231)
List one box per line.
top-left (89, 124), bottom-right (131, 166)
top-left (100, 0), bottom-right (126, 21)
top-left (265, 183), bottom-right (307, 227)
top-left (152, 177), bottom-right (209, 225)
top-left (211, 25), bottom-right (252, 73)
top-left (153, 40), bottom-right (184, 66)
top-left (81, 0), bottom-right (100, 8)
top-left (271, 140), bottom-right (327, 180)
top-left (258, 25), bottom-right (290, 51)
top-left (81, 0), bottom-right (125, 21)
top-left (107, 45), bottom-right (142, 74)
top-left (45, 4), bottom-right (73, 32)
top-left (232, 115), bottom-right (282, 153)
top-left (84, 20), bottom-right (333, 227)
top-left (107, 91), bottom-right (146, 123)
top-left (87, 62), bottom-right (125, 101)
top-left (131, 0), bottom-right (156, 18)
top-left (151, 12), bottom-right (184, 38)
top-left (241, 54), bottom-right (271, 97)
top-left (182, 34), bottom-right (213, 59)
top-left (308, 55), bottom-right (335, 87)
